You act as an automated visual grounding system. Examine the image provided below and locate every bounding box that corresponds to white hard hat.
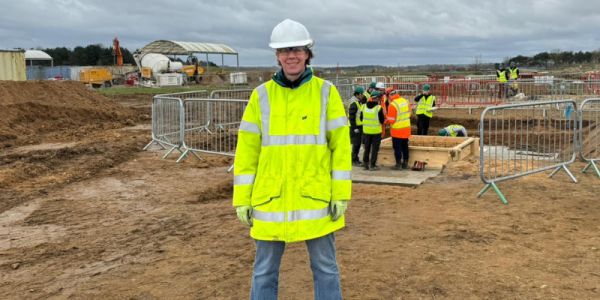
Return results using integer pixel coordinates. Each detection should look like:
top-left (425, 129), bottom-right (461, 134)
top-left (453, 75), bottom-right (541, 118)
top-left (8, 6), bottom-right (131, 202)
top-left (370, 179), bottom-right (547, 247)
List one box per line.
top-left (269, 19), bottom-right (314, 49)
top-left (375, 82), bottom-right (385, 89)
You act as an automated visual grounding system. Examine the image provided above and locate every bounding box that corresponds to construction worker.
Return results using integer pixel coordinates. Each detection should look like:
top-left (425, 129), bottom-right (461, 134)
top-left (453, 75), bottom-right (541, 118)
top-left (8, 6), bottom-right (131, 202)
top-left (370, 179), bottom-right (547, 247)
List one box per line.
top-left (360, 90), bottom-right (385, 170)
top-left (414, 84), bottom-right (437, 135)
top-left (508, 61), bottom-right (520, 96)
top-left (439, 124), bottom-right (468, 137)
top-left (375, 82), bottom-right (388, 109)
top-left (348, 86), bottom-right (367, 165)
top-left (383, 86), bottom-right (393, 108)
top-left (386, 91), bottom-right (411, 169)
top-left (233, 19), bottom-right (349, 300)
top-left (496, 63), bottom-right (508, 98)
top-left (508, 61), bottom-right (519, 80)
top-left (366, 81), bottom-right (376, 98)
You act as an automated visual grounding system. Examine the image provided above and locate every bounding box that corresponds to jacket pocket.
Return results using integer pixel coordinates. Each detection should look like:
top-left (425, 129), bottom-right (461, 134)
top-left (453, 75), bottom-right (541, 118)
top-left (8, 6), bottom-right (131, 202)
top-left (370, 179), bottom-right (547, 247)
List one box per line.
top-left (251, 177), bottom-right (282, 207)
top-left (300, 176), bottom-right (331, 203)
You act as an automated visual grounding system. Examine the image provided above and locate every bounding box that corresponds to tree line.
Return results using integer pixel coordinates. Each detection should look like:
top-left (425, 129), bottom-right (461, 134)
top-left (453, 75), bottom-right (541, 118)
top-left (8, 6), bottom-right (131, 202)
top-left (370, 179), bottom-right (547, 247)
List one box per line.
top-left (42, 44), bottom-right (135, 66)
top-left (507, 50), bottom-right (600, 67)
top-left (40, 44), bottom-right (219, 67)
top-left (39, 44), bottom-right (600, 69)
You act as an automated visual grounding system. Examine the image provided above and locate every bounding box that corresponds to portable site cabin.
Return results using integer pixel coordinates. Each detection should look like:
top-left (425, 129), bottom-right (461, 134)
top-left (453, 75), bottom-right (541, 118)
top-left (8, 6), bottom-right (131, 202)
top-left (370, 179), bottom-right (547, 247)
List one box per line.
top-left (0, 49), bottom-right (26, 81)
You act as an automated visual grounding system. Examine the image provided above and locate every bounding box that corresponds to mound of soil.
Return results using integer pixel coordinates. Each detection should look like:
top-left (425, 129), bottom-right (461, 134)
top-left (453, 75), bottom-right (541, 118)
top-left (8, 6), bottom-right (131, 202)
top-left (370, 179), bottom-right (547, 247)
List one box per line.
top-left (0, 81), bottom-right (138, 147)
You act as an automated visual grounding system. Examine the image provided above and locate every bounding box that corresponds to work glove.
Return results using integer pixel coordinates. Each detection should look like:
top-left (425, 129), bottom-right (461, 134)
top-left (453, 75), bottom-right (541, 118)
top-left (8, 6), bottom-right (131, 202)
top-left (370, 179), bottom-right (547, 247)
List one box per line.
top-left (353, 128), bottom-right (360, 133)
top-left (329, 201), bottom-right (348, 221)
top-left (235, 205), bottom-right (252, 226)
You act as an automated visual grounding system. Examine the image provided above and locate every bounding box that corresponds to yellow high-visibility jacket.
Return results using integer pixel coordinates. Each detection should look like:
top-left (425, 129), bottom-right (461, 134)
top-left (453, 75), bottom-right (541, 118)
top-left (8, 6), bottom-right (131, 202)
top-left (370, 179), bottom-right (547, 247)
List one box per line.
top-left (361, 104), bottom-right (383, 135)
top-left (233, 75), bottom-right (351, 243)
top-left (445, 124), bottom-right (467, 137)
top-left (497, 70), bottom-right (508, 83)
top-left (509, 67), bottom-right (519, 80)
top-left (416, 94), bottom-right (435, 118)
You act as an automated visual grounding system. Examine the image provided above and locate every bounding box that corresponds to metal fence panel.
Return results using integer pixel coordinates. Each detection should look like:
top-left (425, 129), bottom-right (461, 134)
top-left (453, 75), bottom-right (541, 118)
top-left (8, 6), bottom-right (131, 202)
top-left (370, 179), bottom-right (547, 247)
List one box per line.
top-left (512, 80), bottom-right (555, 100)
top-left (386, 82), bottom-right (419, 98)
top-left (157, 90), bottom-right (209, 100)
top-left (374, 78), bottom-right (600, 105)
top-left (323, 77), bottom-right (352, 85)
top-left (143, 96), bottom-right (184, 158)
top-left (390, 75), bottom-right (429, 82)
top-left (584, 80), bottom-right (600, 95)
top-left (352, 76), bottom-right (388, 85)
top-left (579, 98), bottom-right (600, 177)
top-left (420, 81), bottom-right (501, 107)
top-left (145, 91), bottom-right (207, 159)
top-left (210, 89), bottom-right (253, 99)
top-left (335, 78), bottom-right (352, 85)
top-left (478, 100), bottom-right (578, 204)
top-left (336, 83), bottom-right (356, 106)
top-left (179, 98), bottom-right (247, 161)
top-left (465, 74), bottom-right (497, 81)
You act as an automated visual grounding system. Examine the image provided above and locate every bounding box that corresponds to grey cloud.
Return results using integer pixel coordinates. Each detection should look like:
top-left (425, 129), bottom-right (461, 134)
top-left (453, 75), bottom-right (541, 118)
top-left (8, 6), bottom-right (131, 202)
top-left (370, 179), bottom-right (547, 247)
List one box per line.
top-left (1, 0), bottom-right (599, 66)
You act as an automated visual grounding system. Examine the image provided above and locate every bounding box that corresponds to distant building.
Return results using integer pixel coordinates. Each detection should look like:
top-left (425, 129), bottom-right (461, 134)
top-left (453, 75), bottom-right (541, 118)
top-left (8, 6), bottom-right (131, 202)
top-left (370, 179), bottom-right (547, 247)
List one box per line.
top-left (25, 50), bottom-right (53, 67)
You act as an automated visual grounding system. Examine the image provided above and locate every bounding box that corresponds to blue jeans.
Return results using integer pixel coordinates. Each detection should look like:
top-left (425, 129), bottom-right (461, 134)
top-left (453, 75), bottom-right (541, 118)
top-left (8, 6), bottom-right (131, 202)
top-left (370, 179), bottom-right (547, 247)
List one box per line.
top-left (250, 233), bottom-right (342, 300)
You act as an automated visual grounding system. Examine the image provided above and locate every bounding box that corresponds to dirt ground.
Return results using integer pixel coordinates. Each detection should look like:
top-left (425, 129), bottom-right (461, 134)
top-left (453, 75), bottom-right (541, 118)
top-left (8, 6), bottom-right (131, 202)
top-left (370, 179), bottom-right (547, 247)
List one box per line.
top-left (0, 82), bottom-right (599, 299)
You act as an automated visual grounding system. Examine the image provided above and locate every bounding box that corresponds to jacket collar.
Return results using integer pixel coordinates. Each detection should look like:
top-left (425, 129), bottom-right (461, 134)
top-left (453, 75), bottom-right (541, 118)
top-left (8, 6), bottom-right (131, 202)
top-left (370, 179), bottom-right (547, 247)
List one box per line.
top-left (272, 67), bottom-right (313, 89)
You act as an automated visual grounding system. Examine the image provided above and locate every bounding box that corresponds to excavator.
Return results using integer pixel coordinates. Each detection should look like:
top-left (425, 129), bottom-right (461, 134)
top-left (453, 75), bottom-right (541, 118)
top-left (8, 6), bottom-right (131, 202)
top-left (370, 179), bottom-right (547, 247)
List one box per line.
top-left (113, 37), bottom-right (123, 66)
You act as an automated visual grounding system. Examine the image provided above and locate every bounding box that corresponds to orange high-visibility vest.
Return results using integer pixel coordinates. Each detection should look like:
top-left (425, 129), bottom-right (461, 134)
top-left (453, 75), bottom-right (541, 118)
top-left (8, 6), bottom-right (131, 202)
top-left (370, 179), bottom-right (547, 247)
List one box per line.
top-left (386, 95), bottom-right (411, 138)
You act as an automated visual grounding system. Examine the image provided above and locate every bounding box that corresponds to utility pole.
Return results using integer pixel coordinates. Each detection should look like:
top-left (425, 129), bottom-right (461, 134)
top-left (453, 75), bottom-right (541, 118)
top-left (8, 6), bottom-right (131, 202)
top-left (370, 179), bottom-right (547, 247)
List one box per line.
top-left (336, 62), bottom-right (339, 86)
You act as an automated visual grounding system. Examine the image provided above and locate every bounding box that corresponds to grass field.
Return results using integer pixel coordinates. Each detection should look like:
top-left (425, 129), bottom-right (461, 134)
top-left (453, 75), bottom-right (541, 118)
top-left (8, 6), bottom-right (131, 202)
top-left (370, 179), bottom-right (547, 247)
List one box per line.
top-left (96, 84), bottom-right (236, 96)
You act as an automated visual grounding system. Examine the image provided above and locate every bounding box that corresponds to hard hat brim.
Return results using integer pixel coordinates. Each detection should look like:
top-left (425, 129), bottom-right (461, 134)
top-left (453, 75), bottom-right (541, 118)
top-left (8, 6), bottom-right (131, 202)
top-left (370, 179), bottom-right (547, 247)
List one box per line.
top-left (269, 39), bottom-right (314, 49)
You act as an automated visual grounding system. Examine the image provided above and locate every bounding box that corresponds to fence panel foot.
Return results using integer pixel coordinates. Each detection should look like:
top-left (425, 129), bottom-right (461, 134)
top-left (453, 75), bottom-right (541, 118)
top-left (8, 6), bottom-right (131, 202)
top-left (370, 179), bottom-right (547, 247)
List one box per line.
top-left (176, 149), bottom-right (189, 163)
top-left (162, 146), bottom-right (182, 159)
top-left (477, 182), bottom-right (508, 205)
top-left (477, 183), bottom-right (491, 198)
top-left (582, 160), bottom-right (600, 178)
top-left (175, 149), bottom-right (203, 163)
top-left (549, 164), bottom-right (578, 183)
top-left (191, 150), bottom-right (203, 161)
top-left (143, 140), bottom-right (167, 151)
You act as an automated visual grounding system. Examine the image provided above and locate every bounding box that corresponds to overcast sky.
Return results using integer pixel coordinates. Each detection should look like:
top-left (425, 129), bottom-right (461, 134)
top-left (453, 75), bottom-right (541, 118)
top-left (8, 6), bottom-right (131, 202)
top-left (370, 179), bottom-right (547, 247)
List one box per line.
top-left (1, 0), bottom-right (600, 67)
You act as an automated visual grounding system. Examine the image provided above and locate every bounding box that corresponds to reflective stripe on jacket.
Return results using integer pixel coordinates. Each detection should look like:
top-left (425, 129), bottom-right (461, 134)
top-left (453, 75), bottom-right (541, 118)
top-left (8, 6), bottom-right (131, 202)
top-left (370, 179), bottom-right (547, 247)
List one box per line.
top-left (348, 98), bottom-right (363, 126)
top-left (361, 104), bottom-right (382, 135)
top-left (416, 95), bottom-right (435, 118)
top-left (233, 76), bottom-right (351, 243)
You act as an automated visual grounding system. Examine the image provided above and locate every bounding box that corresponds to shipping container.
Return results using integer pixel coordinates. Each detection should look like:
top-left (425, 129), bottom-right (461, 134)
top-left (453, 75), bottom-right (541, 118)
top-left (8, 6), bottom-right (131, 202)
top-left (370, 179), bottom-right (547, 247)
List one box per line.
top-left (230, 72), bottom-right (248, 85)
top-left (156, 73), bottom-right (184, 86)
top-left (79, 68), bottom-right (113, 87)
